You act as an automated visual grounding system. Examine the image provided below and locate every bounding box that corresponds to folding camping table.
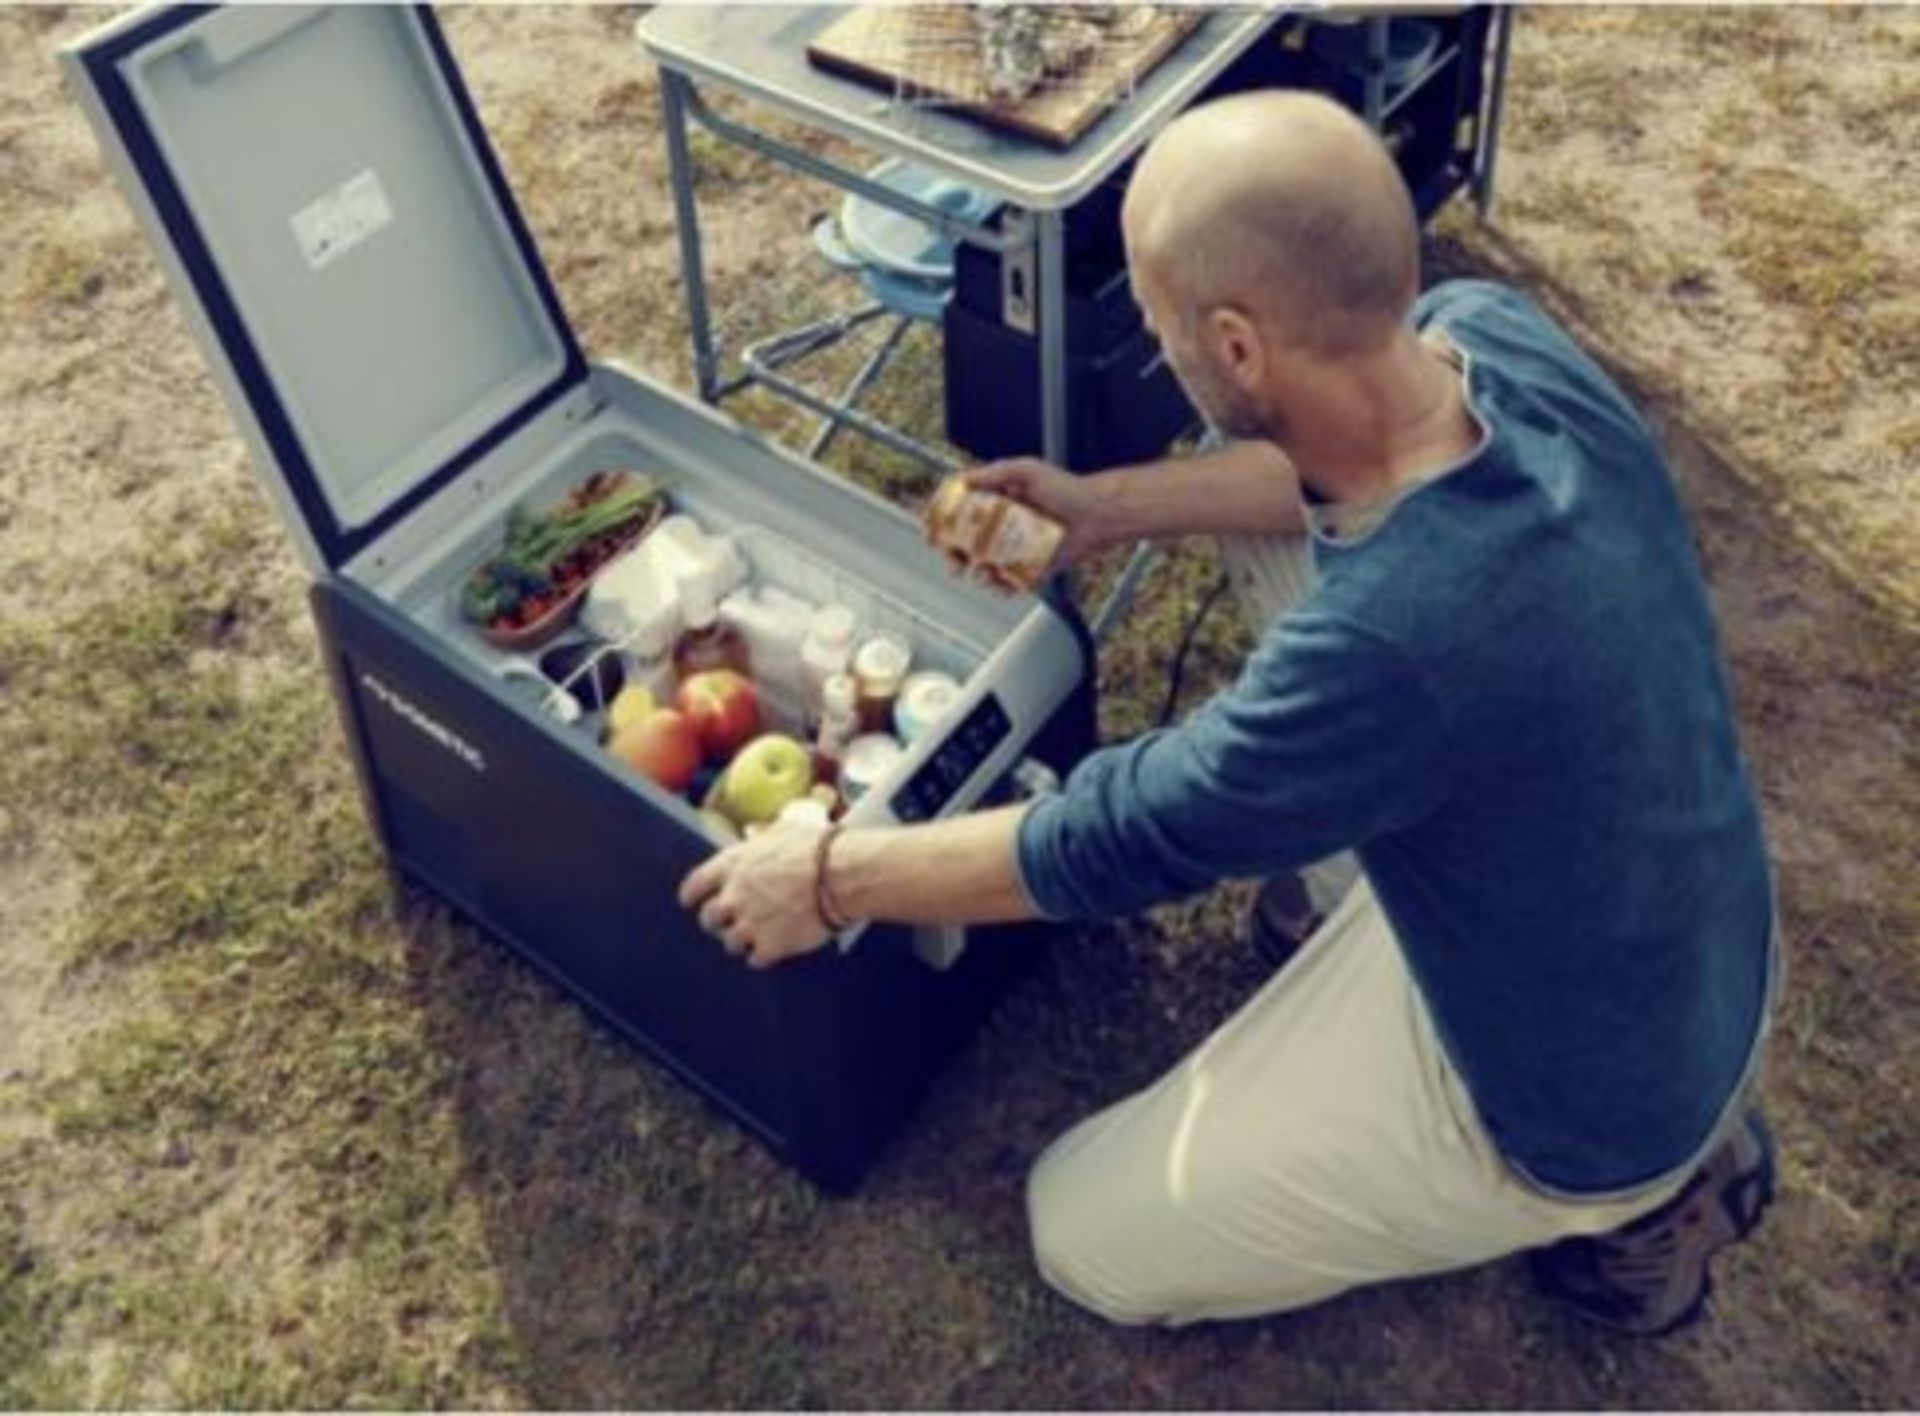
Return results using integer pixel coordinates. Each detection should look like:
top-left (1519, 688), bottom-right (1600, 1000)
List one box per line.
top-left (638, 5), bottom-right (1516, 636)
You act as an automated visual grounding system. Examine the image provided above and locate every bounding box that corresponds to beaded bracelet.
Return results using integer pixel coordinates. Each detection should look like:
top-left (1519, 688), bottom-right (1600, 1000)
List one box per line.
top-left (813, 822), bottom-right (855, 932)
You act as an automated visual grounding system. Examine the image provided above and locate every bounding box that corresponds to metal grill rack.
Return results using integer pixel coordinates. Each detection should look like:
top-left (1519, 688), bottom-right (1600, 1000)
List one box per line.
top-left (855, 6), bottom-right (1164, 115)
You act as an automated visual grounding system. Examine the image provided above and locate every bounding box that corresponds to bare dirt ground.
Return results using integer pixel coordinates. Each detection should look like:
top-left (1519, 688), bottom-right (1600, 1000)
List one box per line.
top-left (1, 5), bottom-right (1915, 1407)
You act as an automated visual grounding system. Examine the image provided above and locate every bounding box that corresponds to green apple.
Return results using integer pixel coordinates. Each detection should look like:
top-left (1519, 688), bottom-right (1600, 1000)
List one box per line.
top-left (716, 733), bottom-right (813, 826)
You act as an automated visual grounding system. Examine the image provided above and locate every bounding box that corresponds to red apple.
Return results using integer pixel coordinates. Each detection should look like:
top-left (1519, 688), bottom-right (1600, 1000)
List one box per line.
top-left (609, 707), bottom-right (702, 793)
top-left (674, 669), bottom-right (761, 763)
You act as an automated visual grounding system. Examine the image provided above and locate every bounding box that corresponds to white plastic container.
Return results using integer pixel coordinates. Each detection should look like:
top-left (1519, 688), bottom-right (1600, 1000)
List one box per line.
top-left (894, 670), bottom-right (963, 745)
top-left (813, 671), bottom-right (860, 784)
top-left (800, 603), bottom-right (859, 721)
top-left (722, 584), bottom-right (816, 730)
top-left (625, 615), bottom-right (678, 704)
top-left (581, 511), bottom-right (746, 648)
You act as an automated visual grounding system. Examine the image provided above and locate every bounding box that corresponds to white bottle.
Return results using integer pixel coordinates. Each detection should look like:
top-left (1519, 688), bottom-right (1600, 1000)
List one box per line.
top-left (626, 616), bottom-right (677, 703)
top-left (812, 672), bottom-right (860, 786)
top-left (800, 604), bottom-right (858, 721)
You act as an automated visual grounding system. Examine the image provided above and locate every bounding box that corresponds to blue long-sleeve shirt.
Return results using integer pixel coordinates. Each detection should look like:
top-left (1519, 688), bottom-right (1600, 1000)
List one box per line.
top-left (1017, 280), bottom-right (1774, 1196)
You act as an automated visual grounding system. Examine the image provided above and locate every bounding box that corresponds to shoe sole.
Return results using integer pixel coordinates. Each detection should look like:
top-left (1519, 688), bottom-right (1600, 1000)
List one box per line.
top-left (1539, 1111), bottom-right (1776, 1339)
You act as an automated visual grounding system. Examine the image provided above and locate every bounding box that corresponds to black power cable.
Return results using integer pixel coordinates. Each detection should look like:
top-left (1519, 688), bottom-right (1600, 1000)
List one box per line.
top-left (1157, 569), bottom-right (1233, 728)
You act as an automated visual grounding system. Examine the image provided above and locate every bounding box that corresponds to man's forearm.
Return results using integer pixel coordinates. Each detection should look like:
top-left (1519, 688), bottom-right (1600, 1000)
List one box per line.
top-left (1092, 440), bottom-right (1304, 548)
top-left (828, 805), bottom-right (1042, 928)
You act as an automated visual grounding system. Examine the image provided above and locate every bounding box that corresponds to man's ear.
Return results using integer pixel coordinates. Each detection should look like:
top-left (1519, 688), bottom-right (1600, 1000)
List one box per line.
top-left (1203, 306), bottom-right (1267, 395)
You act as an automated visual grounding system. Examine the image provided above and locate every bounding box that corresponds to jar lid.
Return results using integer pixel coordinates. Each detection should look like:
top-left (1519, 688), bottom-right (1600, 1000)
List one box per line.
top-left (822, 671), bottom-right (858, 715)
top-left (853, 631), bottom-right (912, 682)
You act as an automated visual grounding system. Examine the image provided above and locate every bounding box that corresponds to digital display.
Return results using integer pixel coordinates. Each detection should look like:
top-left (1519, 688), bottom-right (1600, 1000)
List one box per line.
top-left (889, 694), bottom-right (1011, 823)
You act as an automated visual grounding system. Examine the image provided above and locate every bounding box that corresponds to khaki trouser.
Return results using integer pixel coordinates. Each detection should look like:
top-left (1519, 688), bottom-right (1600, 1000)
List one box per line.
top-left (1024, 875), bottom-right (1689, 1326)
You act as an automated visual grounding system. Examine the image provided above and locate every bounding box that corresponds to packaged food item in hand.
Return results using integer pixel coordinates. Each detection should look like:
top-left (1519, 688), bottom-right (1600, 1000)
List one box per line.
top-left (923, 475), bottom-right (1065, 593)
top-left (852, 631), bottom-right (913, 734)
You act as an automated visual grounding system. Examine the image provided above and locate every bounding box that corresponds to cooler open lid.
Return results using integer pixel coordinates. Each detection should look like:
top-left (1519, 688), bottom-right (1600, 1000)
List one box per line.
top-left (65, 5), bottom-right (586, 571)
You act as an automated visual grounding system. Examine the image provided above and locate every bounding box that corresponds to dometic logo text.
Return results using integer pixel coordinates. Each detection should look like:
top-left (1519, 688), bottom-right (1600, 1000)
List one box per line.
top-left (359, 672), bottom-right (487, 773)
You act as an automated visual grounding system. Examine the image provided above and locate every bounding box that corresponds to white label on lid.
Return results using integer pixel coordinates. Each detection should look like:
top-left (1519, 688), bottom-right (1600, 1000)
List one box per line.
top-left (290, 169), bottom-right (394, 273)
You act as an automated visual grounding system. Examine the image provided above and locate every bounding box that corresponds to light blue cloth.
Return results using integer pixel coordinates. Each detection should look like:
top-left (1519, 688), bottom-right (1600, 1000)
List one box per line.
top-left (1017, 280), bottom-right (1774, 1195)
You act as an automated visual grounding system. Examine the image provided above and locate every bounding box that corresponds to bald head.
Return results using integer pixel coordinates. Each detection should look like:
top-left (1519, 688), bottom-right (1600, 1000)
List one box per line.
top-left (1125, 92), bottom-right (1419, 358)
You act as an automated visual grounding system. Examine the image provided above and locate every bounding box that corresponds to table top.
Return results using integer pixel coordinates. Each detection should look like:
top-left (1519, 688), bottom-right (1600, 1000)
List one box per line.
top-left (637, 5), bottom-right (1281, 210)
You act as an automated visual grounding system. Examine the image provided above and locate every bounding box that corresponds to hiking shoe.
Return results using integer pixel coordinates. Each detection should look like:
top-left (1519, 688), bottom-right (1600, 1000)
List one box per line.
top-left (1530, 1108), bottom-right (1776, 1337)
top-left (1246, 872), bottom-right (1324, 971)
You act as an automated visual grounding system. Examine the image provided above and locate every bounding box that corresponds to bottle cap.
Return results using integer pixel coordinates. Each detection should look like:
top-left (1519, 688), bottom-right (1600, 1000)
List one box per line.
top-left (822, 671), bottom-right (858, 716)
top-left (894, 671), bottom-right (962, 745)
top-left (853, 631), bottom-right (912, 687)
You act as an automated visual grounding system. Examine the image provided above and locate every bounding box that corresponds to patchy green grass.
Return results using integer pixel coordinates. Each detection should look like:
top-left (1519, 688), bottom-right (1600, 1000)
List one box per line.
top-left (0, 1201), bottom-right (80, 1407)
top-left (4, 4), bottom-right (1919, 1407)
top-left (688, 125), bottom-right (762, 193)
top-left (0, 507), bottom-right (526, 1406)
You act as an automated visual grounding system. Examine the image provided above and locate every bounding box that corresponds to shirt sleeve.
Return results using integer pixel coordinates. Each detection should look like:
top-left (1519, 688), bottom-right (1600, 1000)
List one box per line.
top-left (1015, 611), bottom-right (1453, 922)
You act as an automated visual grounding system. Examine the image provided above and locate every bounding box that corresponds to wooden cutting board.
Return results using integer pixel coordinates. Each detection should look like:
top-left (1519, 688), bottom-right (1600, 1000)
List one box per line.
top-left (807, 7), bottom-right (1204, 148)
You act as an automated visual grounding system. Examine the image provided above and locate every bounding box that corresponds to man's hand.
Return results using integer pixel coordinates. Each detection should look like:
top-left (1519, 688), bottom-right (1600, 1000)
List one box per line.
top-left (963, 458), bottom-right (1114, 570)
top-left (677, 821), bottom-right (834, 971)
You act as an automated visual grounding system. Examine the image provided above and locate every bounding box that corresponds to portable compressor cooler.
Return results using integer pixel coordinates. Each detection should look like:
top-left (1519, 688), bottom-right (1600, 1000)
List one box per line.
top-left (65, 3), bottom-right (1096, 1192)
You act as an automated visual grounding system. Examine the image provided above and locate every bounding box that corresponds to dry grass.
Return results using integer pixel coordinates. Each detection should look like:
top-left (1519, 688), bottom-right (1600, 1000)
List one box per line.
top-left (1702, 168), bottom-right (1882, 312)
top-left (7, 234), bottom-right (103, 309)
top-left (1499, 5), bottom-right (1920, 628)
top-left (2, 3), bottom-right (1917, 1408)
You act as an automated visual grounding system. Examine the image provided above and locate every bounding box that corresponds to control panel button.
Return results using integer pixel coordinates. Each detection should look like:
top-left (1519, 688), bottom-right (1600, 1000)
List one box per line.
top-left (888, 693), bottom-right (1012, 824)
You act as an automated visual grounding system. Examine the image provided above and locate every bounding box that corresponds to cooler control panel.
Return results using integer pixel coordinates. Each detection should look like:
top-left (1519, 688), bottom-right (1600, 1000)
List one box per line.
top-left (889, 693), bottom-right (1012, 824)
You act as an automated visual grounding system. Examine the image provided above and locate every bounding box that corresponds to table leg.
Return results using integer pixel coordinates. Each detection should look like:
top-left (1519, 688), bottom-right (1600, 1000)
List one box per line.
top-left (660, 70), bottom-right (722, 401)
top-left (1035, 207), bottom-right (1070, 467)
top-left (1474, 6), bottom-right (1515, 218)
top-left (807, 315), bottom-right (915, 462)
top-left (1090, 540), bottom-right (1160, 644)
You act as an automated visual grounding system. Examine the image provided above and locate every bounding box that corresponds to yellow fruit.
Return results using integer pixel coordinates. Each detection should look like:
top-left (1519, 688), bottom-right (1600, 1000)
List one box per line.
top-left (606, 684), bottom-right (657, 735)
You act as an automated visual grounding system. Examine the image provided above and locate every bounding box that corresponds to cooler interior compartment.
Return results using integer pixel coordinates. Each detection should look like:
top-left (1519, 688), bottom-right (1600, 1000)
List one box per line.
top-left (378, 418), bottom-right (1010, 843)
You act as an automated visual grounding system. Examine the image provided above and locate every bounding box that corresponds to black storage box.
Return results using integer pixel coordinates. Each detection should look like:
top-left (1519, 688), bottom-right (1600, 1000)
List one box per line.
top-left (943, 300), bottom-right (1193, 473)
top-left (943, 193), bottom-right (1195, 471)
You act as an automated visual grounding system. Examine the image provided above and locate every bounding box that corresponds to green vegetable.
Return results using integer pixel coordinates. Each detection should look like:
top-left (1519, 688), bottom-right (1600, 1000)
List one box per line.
top-left (460, 474), bottom-right (662, 625)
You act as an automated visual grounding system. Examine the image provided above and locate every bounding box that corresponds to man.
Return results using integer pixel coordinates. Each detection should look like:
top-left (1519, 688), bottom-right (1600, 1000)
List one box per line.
top-left (680, 92), bottom-right (1777, 1335)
